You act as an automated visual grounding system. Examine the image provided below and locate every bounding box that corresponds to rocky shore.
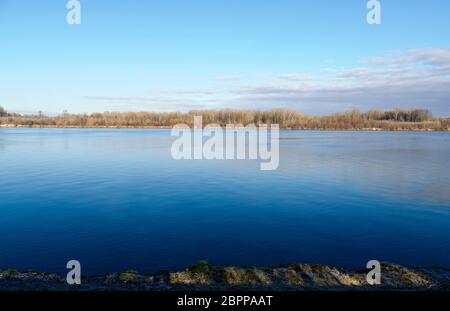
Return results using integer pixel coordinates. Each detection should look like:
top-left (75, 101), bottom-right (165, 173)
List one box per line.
top-left (1, 262), bottom-right (449, 291)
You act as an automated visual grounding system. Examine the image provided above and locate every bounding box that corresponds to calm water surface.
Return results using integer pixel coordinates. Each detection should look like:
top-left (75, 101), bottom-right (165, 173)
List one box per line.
top-left (0, 129), bottom-right (449, 274)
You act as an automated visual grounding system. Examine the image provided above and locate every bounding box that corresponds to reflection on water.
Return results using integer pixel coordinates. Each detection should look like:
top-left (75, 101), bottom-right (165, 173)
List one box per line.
top-left (0, 129), bottom-right (449, 274)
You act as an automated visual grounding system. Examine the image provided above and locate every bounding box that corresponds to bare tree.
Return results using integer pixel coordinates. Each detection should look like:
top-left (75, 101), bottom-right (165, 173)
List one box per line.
top-left (0, 106), bottom-right (7, 117)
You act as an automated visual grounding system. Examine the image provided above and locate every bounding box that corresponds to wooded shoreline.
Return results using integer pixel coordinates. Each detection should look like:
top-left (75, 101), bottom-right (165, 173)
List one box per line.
top-left (1, 107), bottom-right (449, 131)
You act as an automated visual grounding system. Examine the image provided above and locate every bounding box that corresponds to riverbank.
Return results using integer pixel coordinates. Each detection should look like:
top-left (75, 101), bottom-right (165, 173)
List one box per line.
top-left (0, 124), bottom-right (448, 131)
top-left (1, 108), bottom-right (449, 131)
top-left (1, 262), bottom-right (449, 291)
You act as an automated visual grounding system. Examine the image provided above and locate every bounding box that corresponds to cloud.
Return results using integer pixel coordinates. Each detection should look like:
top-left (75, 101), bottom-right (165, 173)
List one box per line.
top-left (364, 47), bottom-right (450, 67)
top-left (84, 96), bottom-right (152, 102)
top-left (320, 67), bottom-right (339, 74)
top-left (83, 47), bottom-right (450, 115)
top-left (173, 89), bottom-right (216, 95)
top-left (277, 73), bottom-right (315, 82)
top-left (213, 75), bottom-right (241, 81)
top-left (82, 95), bottom-right (211, 112)
top-left (226, 47), bottom-right (450, 115)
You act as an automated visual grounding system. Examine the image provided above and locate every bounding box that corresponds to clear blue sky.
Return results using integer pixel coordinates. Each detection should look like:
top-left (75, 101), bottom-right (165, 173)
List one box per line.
top-left (1, 0), bottom-right (449, 115)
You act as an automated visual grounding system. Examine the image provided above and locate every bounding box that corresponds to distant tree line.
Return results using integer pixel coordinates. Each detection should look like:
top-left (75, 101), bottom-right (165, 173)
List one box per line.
top-left (364, 109), bottom-right (433, 122)
top-left (0, 106), bottom-right (448, 131)
top-left (0, 106), bottom-right (20, 118)
top-left (0, 106), bottom-right (7, 117)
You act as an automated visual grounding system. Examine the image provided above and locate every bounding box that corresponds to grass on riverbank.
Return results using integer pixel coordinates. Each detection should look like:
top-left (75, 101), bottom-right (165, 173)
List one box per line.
top-left (1, 261), bottom-right (449, 291)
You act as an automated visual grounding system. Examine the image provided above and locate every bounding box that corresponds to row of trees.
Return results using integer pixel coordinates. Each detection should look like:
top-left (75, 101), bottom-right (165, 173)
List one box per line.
top-left (1, 106), bottom-right (448, 130)
top-left (0, 106), bottom-right (7, 117)
top-left (364, 109), bottom-right (433, 122)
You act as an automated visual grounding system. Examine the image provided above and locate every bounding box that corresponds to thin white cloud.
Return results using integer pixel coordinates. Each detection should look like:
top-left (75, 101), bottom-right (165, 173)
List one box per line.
top-left (213, 75), bottom-right (241, 81)
top-left (364, 47), bottom-right (450, 67)
top-left (173, 89), bottom-right (216, 95)
top-left (277, 73), bottom-right (315, 82)
top-left (320, 67), bottom-right (339, 74)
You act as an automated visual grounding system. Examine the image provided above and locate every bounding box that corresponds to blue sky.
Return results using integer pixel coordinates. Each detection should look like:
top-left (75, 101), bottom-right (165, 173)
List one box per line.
top-left (0, 0), bottom-right (449, 115)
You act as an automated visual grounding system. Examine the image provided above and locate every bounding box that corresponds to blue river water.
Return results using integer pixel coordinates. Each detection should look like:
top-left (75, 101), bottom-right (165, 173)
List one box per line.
top-left (0, 129), bottom-right (449, 274)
